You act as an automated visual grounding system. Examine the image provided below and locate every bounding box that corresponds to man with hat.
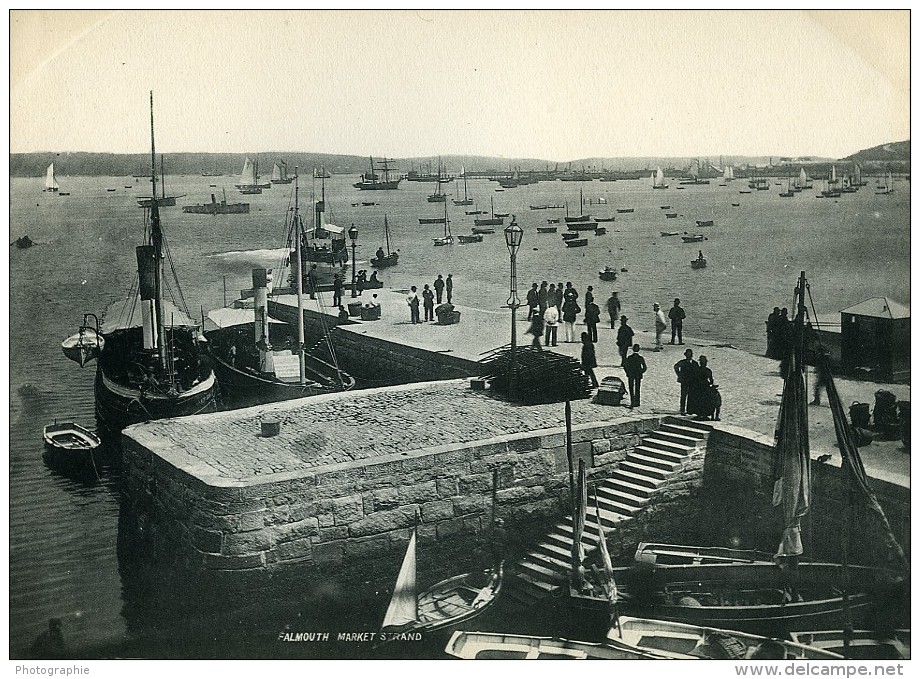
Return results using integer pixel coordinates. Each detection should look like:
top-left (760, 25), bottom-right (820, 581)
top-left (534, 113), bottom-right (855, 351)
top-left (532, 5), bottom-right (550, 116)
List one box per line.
top-left (673, 348), bottom-right (698, 416)
top-left (653, 302), bottom-right (667, 352)
top-left (668, 298), bottom-right (686, 345)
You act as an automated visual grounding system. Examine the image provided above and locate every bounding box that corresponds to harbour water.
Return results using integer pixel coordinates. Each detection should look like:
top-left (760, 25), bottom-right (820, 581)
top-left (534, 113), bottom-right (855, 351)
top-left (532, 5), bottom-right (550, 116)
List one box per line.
top-left (8, 172), bottom-right (910, 658)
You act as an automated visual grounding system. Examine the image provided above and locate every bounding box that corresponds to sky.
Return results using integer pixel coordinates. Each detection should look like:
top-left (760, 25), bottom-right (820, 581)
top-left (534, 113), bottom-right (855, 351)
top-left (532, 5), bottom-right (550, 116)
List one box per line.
top-left (9, 9), bottom-right (911, 161)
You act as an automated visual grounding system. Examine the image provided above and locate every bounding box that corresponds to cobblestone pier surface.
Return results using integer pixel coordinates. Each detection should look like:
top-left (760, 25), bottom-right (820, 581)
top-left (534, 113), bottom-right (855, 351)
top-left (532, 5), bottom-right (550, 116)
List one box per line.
top-left (271, 287), bottom-right (909, 487)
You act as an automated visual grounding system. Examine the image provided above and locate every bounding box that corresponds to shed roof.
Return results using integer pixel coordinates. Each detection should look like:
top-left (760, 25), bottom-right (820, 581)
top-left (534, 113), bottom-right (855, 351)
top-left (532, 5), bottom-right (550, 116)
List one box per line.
top-left (841, 297), bottom-right (910, 320)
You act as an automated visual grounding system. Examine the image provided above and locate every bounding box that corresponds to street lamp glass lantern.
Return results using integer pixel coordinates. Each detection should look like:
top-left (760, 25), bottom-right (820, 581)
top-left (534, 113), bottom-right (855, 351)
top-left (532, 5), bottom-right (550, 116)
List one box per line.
top-left (348, 225), bottom-right (359, 241)
top-left (504, 218), bottom-right (523, 254)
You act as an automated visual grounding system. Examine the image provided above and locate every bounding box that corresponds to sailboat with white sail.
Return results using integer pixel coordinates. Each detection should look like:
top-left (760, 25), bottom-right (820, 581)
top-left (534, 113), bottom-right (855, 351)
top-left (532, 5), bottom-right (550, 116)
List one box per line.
top-left (652, 166), bottom-right (669, 189)
top-left (43, 162), bottom-right (60, 192)
top-left (452, 166), bottom-right (474, 206)
top-left (381, 476), bottom-right (504, 634)
top-left (875, 171), bottom-right (894, 195)
top-left (236, 157), bottom-right (270, 194)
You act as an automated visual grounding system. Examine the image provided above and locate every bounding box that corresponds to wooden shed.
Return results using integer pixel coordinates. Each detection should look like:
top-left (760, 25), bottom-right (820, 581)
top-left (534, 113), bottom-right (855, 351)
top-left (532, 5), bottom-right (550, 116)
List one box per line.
top-left (840, 297), bottom-right (910, 383)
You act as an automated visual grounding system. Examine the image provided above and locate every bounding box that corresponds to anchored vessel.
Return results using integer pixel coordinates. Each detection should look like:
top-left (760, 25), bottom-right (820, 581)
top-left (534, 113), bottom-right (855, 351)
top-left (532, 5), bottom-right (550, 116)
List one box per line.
top-left (354, 156), bottom-right (401, 190)
top-left (64, 93), bottom-right (218, 435)
top-left (182, 188), bottom-right (250, 214)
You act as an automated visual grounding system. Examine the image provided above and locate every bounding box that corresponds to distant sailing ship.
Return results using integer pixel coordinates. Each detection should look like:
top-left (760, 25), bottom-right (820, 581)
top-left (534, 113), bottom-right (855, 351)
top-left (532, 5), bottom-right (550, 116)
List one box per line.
top-left (137, 155), bottom-right (185, 207)
top-left (354, 156), bottom-right (401, 190)
top-left (236, 157), bottom-right (271, 194)
top-left (314, 165), bottom-right (331, 179)
top-left (452, 166), bottom-right (474, 206)
top-left (651, 166), bottom-right (669, 189)
top-left (270, 160), bottom-right (294, 185)
top-left (43, 162), bottom-right (60, 192)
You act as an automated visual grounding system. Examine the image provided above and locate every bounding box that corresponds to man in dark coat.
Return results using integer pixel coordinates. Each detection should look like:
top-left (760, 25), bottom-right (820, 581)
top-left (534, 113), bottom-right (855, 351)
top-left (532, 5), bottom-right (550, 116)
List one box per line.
top-left (623, 344), bottom-right (648, 408)
top-left (446, 273), bottom-right (454, 303)
top-left (434, 274), bottom-right (445, 304)
top-left (422, 284), bottom-right (435, 321)
top-left (581, 331), bottom-right (599, 387)
top-left (537, 281), bottom-right (549, 315)
top-left (332, 274), bottom-right (344, 308)
top-left (673, 348), bottom-right (698, 415)
top-left (584, 300), bottom-right (601, 343)
top-left (606, 291), bottom-right (621, 329)
top-left (668, 298), bottom-right (686, 345)
top-left (616, 315), bottom-right (634, 366)
top-left (526, 283), bottom-right (539, 321)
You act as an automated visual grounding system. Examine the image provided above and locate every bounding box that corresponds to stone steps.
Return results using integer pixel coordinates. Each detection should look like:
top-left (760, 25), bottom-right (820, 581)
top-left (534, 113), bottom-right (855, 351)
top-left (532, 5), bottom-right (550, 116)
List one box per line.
top-left (506, 417), bottom-right (709, 605)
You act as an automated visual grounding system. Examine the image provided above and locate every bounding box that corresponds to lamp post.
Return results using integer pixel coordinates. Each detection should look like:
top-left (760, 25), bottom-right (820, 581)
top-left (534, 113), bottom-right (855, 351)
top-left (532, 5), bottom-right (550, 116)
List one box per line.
top-left (504, 216), bottom-right (524, 399)
top-left (348, 224), bottom-right (358, 298)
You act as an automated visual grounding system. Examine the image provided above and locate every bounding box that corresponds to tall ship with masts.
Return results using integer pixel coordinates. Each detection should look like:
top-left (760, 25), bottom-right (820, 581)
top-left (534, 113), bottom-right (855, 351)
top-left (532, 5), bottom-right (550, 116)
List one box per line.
top-left (270, 160), bottom-right (294, 185)
top-left (236, 157), bottom-right (271, 194)
top-left (354, 156), bottom-right (401, 190)
top-left (62, 93), bottom-right (218, 435)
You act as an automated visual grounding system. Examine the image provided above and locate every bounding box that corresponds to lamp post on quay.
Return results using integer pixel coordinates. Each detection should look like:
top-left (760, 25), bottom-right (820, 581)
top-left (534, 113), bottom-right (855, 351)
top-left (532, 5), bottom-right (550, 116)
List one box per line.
top-left (348, 224), bottom-right (359, 298)
top-left (504, 216), bottom-right (524, 399)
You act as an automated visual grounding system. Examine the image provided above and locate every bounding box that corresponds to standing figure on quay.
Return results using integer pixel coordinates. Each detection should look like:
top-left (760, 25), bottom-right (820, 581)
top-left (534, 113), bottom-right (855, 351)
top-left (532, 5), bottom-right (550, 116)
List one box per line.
top-left (668, 298), bottom-right (686, 345)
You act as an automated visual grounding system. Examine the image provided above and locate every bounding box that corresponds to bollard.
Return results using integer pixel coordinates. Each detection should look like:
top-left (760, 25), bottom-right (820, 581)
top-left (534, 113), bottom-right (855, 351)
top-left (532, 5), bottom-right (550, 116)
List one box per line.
top-left (261, 418), bottom-right (281, 437)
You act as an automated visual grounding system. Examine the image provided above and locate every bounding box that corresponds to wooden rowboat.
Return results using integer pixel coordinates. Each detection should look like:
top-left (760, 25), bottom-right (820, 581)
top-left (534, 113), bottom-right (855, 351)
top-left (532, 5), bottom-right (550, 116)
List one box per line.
top-left (564, 238), bottom-right (588, 248)
top-left (42, 422), bottom-right (102, 476)
top-left (446, 631), bottom-right (660, 660)
top-left (608, 616), bottom-right (843, 659)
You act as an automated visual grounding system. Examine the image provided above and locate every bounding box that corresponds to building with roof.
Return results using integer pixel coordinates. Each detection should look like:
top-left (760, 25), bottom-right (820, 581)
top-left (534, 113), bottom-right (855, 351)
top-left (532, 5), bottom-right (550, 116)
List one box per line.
top-left (840, 297), bottom-right (910, 383)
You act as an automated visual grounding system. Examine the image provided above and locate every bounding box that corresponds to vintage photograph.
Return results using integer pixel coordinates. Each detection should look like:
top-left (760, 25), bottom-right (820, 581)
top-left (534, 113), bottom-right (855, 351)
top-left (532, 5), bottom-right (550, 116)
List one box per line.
top-left (9, 10), bottom-right (910, 662)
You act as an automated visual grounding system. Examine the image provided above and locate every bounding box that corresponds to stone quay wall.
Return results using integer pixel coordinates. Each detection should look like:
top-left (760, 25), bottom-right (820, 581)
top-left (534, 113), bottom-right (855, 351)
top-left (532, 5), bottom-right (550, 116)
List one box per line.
top-left (696, 425), bottom-right (910, 568)
top-left (121, 415), bottom-right (664, 582)
top-left (267, 300), bottom-right (478, 384)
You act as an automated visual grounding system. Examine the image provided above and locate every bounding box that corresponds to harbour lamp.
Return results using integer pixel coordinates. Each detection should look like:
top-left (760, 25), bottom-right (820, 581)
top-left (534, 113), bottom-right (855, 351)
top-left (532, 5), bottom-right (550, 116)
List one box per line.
top-left (348, 224), bottom-right (359, 298)
top-left (504, 216), bottom-right (524, 399)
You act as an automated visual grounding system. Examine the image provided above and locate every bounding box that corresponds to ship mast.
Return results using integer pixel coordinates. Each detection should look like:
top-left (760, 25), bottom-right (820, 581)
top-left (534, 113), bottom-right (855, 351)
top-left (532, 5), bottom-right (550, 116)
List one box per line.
top-left (293, 169), bottom-right (307, 385)
top-left (148, 91), bottom-right (170, 381)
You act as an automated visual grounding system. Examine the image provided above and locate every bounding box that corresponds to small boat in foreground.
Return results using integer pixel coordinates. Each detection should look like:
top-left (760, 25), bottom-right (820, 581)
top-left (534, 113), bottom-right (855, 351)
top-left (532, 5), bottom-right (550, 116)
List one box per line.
top-left (608, 617), bottom-right (843, 659)
top-left (665, 213), bottom-right (678, 218)
top-left (616, 208), bottom-right (635, 213)
top-left (42, 422), bottom-right (102, 476)
top-left (370, 215), bottom-right (399, 268)
top-left (445, 631), bottom-right (659, 660)
top-left (537, 226), bottom-right (558, 233)
top-left (564, 238), bottom-right (588, 248)
top-left (594, 216), bottom-right (616, 222)
top-left (695, 219), bottom-right (714, 227)
top-left (660, 231), bottom-right (679, 237)
top-left (691, 254), bottom-right (707, 269)
top-left (681, 234), bottom-right (705, 243)
top-left (634, 542), bottom-right (775, 567)
top-left (457, 233), bottom-right (483, 244)
top-left (789, 630), bottom-right (910, 660)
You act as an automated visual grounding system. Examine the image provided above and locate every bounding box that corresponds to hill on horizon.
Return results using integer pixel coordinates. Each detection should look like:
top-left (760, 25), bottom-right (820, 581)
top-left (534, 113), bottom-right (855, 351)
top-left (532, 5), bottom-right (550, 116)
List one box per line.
top-left (842, 140), bottom-right (910, 163)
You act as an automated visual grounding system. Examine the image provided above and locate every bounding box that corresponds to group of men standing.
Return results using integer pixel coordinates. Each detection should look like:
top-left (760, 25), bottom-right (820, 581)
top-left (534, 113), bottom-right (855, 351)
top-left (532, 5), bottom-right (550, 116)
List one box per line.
top-left (406, 274), bottom-right (454, 324)
top-left (525, 281), bottom-right (602, 348)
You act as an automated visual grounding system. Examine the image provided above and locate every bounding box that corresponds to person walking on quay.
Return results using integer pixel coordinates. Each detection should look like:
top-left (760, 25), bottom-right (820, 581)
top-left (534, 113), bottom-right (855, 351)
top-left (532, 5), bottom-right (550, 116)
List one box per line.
top-left (526, 283), bottom-right (539, 321)
top-left (623, 344), bottom-right (648, 408)
top-left (673, 348), bottom-right (698, 415)
top-left (606, 291), bottom-right (621, 329)
top-left (422, 284), bottom-right (435, 322)
top-left (668, 298), bottom-right (686, 345)
top-left (543, 303), bottom-right (559, 347)
top-left (616, 315), bottom-right (634, 366)
top-left (653, 303), bottom-right (668, 351)
top-left (538, 281), bottom-right (549, 315)
top-left (332, 273), bottom-right (344, 308)
top-left (434, 274), bottom-right (445, 304)
top-left (581, 331), bottom-right (599, 388)
top-left (407, 286), bottom-right (421, 324)
top-left (688, 355), bottom-right (719, 420)
top-left (584, 298), bottom-right (600, 343)
top-left (527, 310), bottom-right (544, 349)
top-left (561, 296), bottom-right (581, 342)
top-left (446, 274), bottom-right (454, 303)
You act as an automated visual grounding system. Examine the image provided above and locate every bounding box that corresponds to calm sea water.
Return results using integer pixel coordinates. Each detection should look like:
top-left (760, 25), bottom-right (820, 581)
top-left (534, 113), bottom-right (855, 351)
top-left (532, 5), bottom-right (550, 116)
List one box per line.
top-left (8, 173), bottom-right (910, 658)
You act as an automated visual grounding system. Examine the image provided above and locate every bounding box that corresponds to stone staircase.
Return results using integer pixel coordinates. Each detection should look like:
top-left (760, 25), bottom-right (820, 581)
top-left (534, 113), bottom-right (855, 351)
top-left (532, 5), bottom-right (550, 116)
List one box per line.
top-left (506, 417), bottom-right (712, 606)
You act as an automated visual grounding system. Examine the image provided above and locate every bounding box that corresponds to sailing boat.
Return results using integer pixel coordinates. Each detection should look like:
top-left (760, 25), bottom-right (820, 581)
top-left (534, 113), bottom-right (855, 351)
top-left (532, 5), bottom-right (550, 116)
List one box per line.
top-left (43, 162), bottom-right (60, 192)
top-left (472, 196), bottom-right (503, 231)
top-left (427, 159), bottom-right (448, 202)
top-left (619, 272), bottom-right (903, 636)
top-left (652, 166), bottom-right (669, 189)
top-left (432, 201), bottom-right (453, 246)
top-left (381, 474), bottom-right (504, 634)
top-left (354, 156), bottom-right (401, 190)
top-left (779, 177), bottom-right (795, 198)
top-left (722, 164), bottom-right (734, 183)
top-left (65, 93), bottom-right (218, 436)
top-left (452, 166), bottom-right (474, 206)
top-left (370, 214), bottom-right (399, 268)
top-left (236, 157), bottom-right (269, 194)
top-left (137, 155), bottom-right (186, 207)
top-left (822, 166), bottom-right (842, 197)
top-left (270, 160), bottom-right (294, 185)
top-left (563, 187), bottom-right (592, 224)
top-left (314, 165), bottom-right (331, 179)
top-left (204, 176), bottom-right (354, 406)
top-left (564, 459), bottom-right (618, 642)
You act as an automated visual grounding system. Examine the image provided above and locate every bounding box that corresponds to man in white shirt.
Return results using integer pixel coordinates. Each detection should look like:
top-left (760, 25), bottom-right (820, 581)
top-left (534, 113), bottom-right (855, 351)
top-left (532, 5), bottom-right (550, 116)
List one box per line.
top-left (543, 304), bottom-right (559, 347)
